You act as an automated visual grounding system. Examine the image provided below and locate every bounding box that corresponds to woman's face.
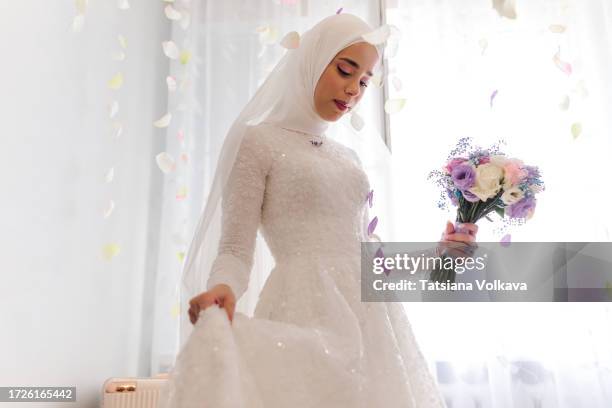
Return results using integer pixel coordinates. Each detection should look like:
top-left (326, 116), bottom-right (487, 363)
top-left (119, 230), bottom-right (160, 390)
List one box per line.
top-left (313, 42), bottom-right (379, 122)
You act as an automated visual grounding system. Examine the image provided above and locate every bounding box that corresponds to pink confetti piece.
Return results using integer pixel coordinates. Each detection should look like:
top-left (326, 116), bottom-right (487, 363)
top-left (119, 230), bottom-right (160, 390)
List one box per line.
top-left (336, 7), bottom-right (343, 14)
top-left (368, 216), bottom-right (378, 236)
top-left (553, 49), bottom-right (572, 75)
top-left (500, 234), bottom-right (511, 247)
top-left (176, 186), bottom-right (188, 201)
top-left (180, 153), bottom-right (189, 164)
top-left (490, 89), bottom-right (498, 108)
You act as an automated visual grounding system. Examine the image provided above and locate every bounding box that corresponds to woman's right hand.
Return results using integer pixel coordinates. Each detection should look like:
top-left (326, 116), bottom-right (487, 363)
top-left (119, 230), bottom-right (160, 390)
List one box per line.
top-left (188, 284), bottom-right (236, 325)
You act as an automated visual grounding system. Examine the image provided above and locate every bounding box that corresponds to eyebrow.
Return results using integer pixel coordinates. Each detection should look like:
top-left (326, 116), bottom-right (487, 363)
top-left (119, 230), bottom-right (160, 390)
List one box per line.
top-left (338, 57), bottom-right (373, 77)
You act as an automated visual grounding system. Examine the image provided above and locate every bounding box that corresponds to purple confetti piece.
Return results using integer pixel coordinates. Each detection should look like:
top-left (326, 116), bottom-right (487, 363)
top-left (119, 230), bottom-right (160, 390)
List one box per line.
top-left (336, 7), bottom-right (343, 14)
top-left (366, 189), bottom-right (374, 208)
top-left (375, 247), bottom-right (383, 258)
top-left (500, 234), bottom-right (511, 247)
top-left (375, 247), bottom-right (391, 276)
top-left (490, 89), bottom-right (498, 108)
top-left (368, 216), bottom-right (378, 236)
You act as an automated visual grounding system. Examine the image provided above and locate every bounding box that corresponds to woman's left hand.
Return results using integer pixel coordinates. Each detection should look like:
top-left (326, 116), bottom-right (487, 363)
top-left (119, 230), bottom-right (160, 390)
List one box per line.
top-left (437, 221), bottom-right (478, 257)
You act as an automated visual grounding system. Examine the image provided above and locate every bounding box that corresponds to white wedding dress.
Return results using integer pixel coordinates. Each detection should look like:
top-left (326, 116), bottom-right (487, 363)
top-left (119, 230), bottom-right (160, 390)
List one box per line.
top-left (158, 122), bottom-right (446, 408)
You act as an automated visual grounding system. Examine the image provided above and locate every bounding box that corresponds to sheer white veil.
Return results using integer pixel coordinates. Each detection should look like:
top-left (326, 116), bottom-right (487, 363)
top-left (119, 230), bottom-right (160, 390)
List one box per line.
top-left (178, 13), bottom-right (389, 347)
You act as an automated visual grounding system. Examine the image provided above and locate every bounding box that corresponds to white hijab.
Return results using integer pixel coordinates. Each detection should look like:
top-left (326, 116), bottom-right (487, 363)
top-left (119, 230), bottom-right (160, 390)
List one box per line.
top-left (179, 13), bottom-right (384, 345)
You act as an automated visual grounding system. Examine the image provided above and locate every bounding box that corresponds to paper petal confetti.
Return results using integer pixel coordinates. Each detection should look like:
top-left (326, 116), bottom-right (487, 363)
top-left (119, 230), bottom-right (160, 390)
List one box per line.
top-left (102, 243), bottom-right (121, 260)
top-left (257, 25), bottom-right (280, 46)
top-left (118, 34), bottom-right (127, 49)
top-left (75, 0), bottom-right (88, 14)
top-left (164, 4), bottom-right (182, 20)
top-left (156, 152), bottom-right (176, 174)
top-left (104, 200), bottom-right (115, 218)
top-left (170, 303), bottom-right (181, 318)
top-left (280, 31), bottom-right (300, 49)
top-left (109, 101), bottom-right (119, 119)
top-left (375, 247), bottom-right (391, 276)
top-left (362, 25), bottom-right (391, 45)
top-left (117, 0), bottom-right (130, 10)
top-left (105, 167), bottom-right (114, 183)
top-left (549, 24), bottom-right (566, 33)
top-left (553, 49), bottom-right (572, 75)
top-left (176, 186), bottom-right (188, 201)
top-left (366, 189), bottom-right (374, 208)
top-left (112, 51), bottom-right (126, 61)
top-left (384, 98), bottom-right (406, 114)
top-left (108, 72), bottom-right (123, 90)
top-left (166, 76), bottom-right (177, 92)
top-left (368, 216), bottom-right (378, 236)
top-left (371, 73), bottom-right (383, 88)
top-left (559, 95), bottom-right (570, 110)
top-left (392, 76), bottom-right (402, 92)
top-left (179, 50), bottom-right (192, 65)
top-left (153, 112), bottom-right (172, 128)
top-left (336, 7), bottom-right (343, 14)
top-left (112, 122), bottom-right (123, 139)
top-left (72, 15), bottom-right (85, 33)
top-left (162, 41), bottom-right (180, 59)
top-left (350, 112), bottom-right (365, 131)
top-left (571, 122), bottom-right (582, 139)
top-left (500, 234), bottom-right (511, 247)
top-left (177, 129), bottom-right (185, 142)
top-left (479, 38), bottom-right (488, 55)
top-left (180, 153), bottom-right (189, 164)
top-left (492, 0), bottom-right (517, 19)
top-left (176, 251), bottom-right (185, 263)
top-left (490, 89), bottom-right (498, 107)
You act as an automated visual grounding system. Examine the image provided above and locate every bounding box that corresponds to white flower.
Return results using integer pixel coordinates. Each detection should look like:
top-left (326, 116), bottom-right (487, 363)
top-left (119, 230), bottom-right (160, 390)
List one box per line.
top-left (501, 186), bottom-right (524, 205)
top-left (489, 154), bottom-right (509, 168)
top-left (469, 163), bottom-right (504, 201)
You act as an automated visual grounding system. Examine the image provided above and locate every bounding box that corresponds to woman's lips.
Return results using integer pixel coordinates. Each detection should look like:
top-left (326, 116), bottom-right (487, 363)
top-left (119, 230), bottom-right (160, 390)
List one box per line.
top-left (334, 99), bottom-right (348, 111)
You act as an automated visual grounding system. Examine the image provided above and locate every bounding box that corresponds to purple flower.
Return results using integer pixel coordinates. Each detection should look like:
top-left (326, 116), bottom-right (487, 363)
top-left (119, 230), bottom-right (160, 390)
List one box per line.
top-left (462, 189), bottom-right (481, 203)
top-left (451, 163), bottom-right (477, 191)
top-left (507, 196), bottom-right (536, 219)
top-left (524, 165), bottom-right (541, 179)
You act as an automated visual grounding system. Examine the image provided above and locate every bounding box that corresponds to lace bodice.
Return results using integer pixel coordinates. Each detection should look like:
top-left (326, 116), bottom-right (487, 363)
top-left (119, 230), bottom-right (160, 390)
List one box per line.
top-left (206, 122), bottom-right (371, 300)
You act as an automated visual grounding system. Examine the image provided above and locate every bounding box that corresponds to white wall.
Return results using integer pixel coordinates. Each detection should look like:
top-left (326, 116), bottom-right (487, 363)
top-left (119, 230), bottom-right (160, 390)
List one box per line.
top-left (0, 1), bottom-right (169, 407)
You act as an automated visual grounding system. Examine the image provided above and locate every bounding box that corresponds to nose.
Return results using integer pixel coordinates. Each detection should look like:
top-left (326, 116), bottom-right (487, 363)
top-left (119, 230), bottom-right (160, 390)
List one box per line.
top-left (345, 80), bottom-right (360, 97)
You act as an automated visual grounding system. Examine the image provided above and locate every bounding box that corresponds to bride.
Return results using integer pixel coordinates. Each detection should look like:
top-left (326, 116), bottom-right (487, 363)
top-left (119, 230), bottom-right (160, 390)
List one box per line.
top-left (159, 13), bottom-right (477, 408)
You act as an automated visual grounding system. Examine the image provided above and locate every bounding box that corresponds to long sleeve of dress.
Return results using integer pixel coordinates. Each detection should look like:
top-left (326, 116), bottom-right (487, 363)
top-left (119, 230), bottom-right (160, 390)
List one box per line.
top-left (205, 126), bottom-right (271, 301)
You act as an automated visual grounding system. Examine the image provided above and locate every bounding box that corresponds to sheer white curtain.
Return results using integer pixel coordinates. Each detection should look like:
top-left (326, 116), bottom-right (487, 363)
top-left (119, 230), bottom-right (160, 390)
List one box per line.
top-left (0, 1), bottom-right (169, 406)
top-left (385, 0), bottom-right (612, 406)
top-left (150, 0), bottom-right (383, 374)
top-left (151, 0), bottom-right (612, 405)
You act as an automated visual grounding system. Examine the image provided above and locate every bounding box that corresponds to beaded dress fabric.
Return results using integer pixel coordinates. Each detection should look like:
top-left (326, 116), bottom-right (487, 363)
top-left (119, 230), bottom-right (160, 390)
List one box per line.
top-left (157, 122), bottom-right (446, 408)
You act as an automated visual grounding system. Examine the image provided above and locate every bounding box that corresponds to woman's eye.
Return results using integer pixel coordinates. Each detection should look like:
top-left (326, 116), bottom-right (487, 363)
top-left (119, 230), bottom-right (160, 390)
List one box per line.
top-left (337, 66), bottom-right (350, 76)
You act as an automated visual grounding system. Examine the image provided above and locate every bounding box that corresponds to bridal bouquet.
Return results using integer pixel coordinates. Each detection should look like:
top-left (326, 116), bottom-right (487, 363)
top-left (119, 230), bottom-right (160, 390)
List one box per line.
top-left (428, 137), bottom-right (545, 283)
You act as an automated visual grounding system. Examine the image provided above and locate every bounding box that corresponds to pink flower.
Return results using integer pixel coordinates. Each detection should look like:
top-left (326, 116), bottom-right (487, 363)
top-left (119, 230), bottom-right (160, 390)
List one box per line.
top-left (445, 158), bottom-right (468, 174)
top-left (503, 160), bottom-right (528, 189)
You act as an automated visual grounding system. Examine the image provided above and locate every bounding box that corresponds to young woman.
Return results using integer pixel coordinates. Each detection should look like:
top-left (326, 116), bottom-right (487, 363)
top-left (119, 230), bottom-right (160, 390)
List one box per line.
top-left (159, 13), bottom-right (477, 408)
